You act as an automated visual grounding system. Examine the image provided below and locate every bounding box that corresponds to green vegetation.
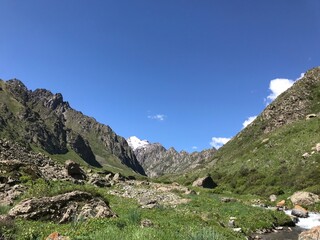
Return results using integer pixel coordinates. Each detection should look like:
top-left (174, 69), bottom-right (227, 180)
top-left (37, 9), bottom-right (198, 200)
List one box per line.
top-left (4, 178), bottom-right (293, 240)
top-left (159, 68), bottom-right (320, 196)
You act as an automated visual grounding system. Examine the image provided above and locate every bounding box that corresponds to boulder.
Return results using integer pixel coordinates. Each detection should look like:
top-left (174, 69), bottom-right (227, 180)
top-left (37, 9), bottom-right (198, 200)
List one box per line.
top-left (64, 160), bottom-right (86, 180)
top-left (46, 232), bottom-right (70, 240)
top-left (306, 114), bottom-right (317, 120)
top-left (290, 191), bottom-right (320, 206)
top-left (8, 190), bottom-right (116, 223)
top-left (269, 194), bottom-right (277, 202)
top-left (298, 226), bottom-right (320, 240)
top-left (276, 200), bottom-right (286, 207)
top-left (291, 205), bottom-right (308, 218)
top-left (140, 219), bottom-right (153, 228)
top-left (312, 143), bottom-right (320, 152)
top-left (192, 176), bottom-right (217, 189)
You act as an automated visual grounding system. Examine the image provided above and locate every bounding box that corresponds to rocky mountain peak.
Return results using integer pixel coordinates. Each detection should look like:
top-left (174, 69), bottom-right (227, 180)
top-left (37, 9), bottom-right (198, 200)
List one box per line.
top-left (0, 79), bottom-right (146, 175)
top-left (128, 136), bottom-right (216, 177)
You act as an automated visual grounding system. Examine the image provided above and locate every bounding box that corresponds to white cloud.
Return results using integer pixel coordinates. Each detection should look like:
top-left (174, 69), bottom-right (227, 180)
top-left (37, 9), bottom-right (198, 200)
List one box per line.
top-left (210, 137), bottom-right (231, 149)
top-left (192, 146), bottom-right (198, 150)
top-left (242, 116), bottom-right (257, 129)
top-left (148, 114), bottom-right (166, 121)
top-left (265, 72), bottom-right (305, 105)
top-left (266, 78), bottom-right (295, 102)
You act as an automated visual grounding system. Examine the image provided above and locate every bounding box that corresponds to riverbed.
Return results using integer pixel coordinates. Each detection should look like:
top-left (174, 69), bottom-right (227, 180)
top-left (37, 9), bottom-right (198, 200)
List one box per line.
top-left (252, 210), bottom-right (320, 240)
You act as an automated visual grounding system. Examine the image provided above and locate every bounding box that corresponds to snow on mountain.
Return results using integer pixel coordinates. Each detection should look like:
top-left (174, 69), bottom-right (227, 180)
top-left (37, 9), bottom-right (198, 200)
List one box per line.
top-left (127, 136), bottom-right (150, 150)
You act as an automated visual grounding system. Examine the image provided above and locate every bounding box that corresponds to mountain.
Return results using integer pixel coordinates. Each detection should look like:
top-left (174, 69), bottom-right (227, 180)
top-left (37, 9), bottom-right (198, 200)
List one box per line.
top-left (127, 136), bottom-right (216, 177)
top-left (0, 79), bottom-right (145, 175)
top-left (174, 66), bottom-right (320, 196)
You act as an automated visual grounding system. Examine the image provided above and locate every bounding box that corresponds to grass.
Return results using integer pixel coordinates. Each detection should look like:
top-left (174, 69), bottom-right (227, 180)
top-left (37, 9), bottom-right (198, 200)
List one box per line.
top-left (7, 178), bottom-right (294, 240)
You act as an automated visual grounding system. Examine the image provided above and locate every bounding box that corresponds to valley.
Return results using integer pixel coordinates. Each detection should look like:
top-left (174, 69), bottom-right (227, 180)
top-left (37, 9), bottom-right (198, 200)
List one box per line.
top-left (1, 66), bottom-right (320, 239)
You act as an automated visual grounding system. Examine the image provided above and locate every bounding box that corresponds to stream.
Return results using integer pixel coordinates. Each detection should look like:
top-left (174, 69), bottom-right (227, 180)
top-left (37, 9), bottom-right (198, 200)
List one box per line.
top-left (252, 210), bottom-right (320, 240)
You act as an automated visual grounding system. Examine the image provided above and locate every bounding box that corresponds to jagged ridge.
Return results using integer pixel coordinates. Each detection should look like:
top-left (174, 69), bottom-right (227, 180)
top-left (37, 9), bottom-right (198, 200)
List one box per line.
top-left (0, 79), bottom-right (145, 175)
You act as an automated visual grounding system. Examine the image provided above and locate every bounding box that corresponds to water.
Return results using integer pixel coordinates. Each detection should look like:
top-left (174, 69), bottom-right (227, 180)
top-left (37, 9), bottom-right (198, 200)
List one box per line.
top-left (284, 210), bottom-right (320, 229)
top-left (252, 210), bottom-right (320, 240)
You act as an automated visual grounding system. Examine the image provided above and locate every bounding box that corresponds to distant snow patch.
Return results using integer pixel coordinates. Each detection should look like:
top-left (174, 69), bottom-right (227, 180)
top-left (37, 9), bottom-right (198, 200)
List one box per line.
top-left (210, 137), bottom-right (231, 149)
top-left (127, 136), bottom-right (150, 150)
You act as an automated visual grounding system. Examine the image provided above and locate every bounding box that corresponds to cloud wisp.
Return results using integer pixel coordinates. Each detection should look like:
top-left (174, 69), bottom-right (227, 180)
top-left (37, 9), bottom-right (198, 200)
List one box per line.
top-left (265, 73), bottom-right (304, 105)
top-left (148, 114), bottom-right (166, 121)
top-left (266, 78), bottom-right (295, 102)
top-left (242, 116), bottom-right (257, 129)
top-left (210, 137), bottom-right (231, 149)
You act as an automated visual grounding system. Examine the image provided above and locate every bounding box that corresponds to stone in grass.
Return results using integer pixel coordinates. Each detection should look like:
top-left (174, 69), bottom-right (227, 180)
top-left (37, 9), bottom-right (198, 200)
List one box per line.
top-left (298, 226), bottom-right (320, 240)
top-left (291, 205), bottom-right (308, 218)
top-left (192, 176), bottom-right (217, 189)
top-left (46, 232), bottom-right (70, 240)
top-left (140, 219), bottom-right (153, 228)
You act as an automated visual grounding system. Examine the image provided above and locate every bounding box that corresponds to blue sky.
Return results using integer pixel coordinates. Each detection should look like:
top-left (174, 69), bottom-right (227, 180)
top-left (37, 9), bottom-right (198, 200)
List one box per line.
top-left (0, 1), bottom-right (319, 151)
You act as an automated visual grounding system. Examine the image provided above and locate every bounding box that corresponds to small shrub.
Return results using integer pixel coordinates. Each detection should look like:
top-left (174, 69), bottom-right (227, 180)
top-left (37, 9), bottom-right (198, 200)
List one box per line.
top-left (127, 209), bottom-right (141, 225)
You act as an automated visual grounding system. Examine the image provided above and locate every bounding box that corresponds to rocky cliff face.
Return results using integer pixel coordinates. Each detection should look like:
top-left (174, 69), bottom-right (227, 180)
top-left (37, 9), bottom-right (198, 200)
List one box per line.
top-left (127, 137), bottom-right (216, 177)
top-left (0, 79), bottom-right (145, 175)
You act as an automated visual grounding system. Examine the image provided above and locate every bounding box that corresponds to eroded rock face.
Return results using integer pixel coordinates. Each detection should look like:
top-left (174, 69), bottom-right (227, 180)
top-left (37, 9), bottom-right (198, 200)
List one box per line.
top-left (290, 191), bottom-right (320, 206)
top-left (8, 191), bottom-right (116, 223)
top-left (192, 176), bottom-right (217, 189)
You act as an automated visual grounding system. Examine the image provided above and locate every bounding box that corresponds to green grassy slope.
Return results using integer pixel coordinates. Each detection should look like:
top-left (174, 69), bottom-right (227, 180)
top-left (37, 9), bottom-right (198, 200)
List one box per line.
top-left (162, 67), bottom-right (320, 196)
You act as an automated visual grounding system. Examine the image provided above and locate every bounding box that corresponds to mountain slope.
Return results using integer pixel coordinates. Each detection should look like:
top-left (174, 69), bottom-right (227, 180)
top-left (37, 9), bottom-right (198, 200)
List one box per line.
top-left (0, 79), bottom-right (145, 175)
top-left (127, 136), bottom-right (216, 177)
top-left (170, 67), bottom-right (320, 195)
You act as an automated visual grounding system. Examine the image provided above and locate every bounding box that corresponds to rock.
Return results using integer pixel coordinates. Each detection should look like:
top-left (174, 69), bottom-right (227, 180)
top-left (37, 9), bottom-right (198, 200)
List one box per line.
top-left (192, 176), bottom-right (217, 189)
top-left (290, 191), bottom-right (320, 206)
top-left (46, 232), bottom-right (70, 240)
top-left (276, 200), bottom-right (286, 207)
top-left (221, 197), bottom-right (236, 203)
top-left (269, 194), bottom-right (277, 202)
top-left (185, 189), bottom-right (197, 195)
top-left (8, 190), bottom-right (116, 223)
top-left (233, 228), bottom-right (242, 233)
top-left (306, 114), bottom-right (317, 120)
top-left (291, 205), bottom-right (308, 218)
top-left (113, 173), bottom-right (125, 181)
top-left (64, 160), bottom-right (86, 180)
top-left (228, 219), bottom-right (236, 228)
top-left (302, 152), bottom-right (311, 158)
top-left (298, 226), bottom-right (320, 240)
top-left (138, 197), bottom-right (158, 209)
top-left (140, 219), bottom-right (153, 228)
top-left (312, 143), bottom-right (320, 152)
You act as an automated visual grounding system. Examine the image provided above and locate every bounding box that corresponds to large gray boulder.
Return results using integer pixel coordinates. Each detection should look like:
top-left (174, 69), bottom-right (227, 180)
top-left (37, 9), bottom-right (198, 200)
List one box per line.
top-left (8, 191), bottom-right (116, 223)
